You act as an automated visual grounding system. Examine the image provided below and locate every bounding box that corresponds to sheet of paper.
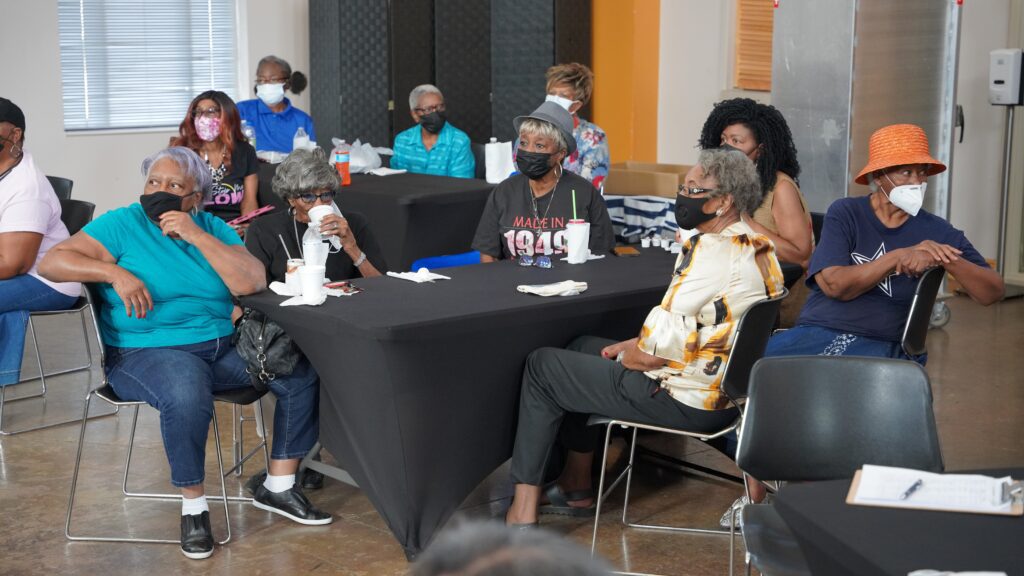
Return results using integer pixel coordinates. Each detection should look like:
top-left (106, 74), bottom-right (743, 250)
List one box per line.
top-left (852, 465), bottom-right (1011, 514)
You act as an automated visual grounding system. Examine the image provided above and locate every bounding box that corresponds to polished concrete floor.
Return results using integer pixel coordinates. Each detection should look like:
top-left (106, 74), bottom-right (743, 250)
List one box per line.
top-left (1, 295), bottom-right (1022, 575)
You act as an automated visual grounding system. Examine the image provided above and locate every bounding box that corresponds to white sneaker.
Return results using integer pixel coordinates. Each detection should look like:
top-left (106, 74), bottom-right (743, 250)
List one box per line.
top-left (719, 495), bottom-right (750, 529)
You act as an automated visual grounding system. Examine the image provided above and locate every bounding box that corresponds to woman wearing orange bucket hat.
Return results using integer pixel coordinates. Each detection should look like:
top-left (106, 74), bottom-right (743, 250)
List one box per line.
top-left (716, 124), bottom-right (1006, 530)
top-left (762, 123), bottom-right (1003, 362)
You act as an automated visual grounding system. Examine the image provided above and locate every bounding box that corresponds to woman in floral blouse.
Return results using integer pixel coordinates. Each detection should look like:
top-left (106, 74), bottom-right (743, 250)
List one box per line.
top-left (544, 63), bottom-right (610, 190)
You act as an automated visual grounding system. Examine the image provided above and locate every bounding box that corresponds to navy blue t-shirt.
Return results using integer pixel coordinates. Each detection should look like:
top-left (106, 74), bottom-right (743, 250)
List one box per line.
top-left (798, 195), bottom-right (987, 342)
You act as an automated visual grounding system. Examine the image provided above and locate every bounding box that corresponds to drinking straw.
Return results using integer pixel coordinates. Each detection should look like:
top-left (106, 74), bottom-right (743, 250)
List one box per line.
top-left (278, 234), bottom-right (293, 260)
top-left (571, 189), bottom-right (578, 220)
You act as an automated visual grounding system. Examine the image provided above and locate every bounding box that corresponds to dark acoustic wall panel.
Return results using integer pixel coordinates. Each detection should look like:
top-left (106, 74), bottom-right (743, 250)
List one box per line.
top-left (435, 0), bottom-right (492, 144)
top-left (309, 0), bottom-right (343, 143)
top-left (338, 0), bottom-right (391, 145)
top-left (390, 0), bottom-right (435, 138)
top-left (554, 0), bottom-right (593, 120)
top-left (490, 0), bottom-right (554, 142)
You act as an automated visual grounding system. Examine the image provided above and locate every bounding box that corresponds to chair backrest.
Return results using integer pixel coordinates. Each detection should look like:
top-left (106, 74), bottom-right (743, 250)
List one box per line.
top-left (810, 212), bottom-right (825, 246)
top-left (59, 199), bottom-right (96, 235)
top-left (471, 142), bottom-right (486, 179)
top-left (719, 289), bottom-right (789, 402)
top-left (901, 266), bottom-right (946, 357)
top-left (82, 283), bottom-right (108, 370)
top-left (736, 356), bottom-right (943, 482)
top-left (46, 175), bottom-right (74, 200)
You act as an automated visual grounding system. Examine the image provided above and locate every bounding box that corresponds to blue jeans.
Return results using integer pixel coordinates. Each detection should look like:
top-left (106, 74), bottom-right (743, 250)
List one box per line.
top-left (105, 336), bottom-right (319, 487)
top-left (765, 325), bottom-right (926, 365)
top-left (0, 274), bottom-right (78, 386)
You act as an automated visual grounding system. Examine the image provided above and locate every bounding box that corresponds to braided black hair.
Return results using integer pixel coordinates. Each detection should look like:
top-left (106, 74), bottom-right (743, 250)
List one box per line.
top-left (697, 98), bottom-right (800, 194)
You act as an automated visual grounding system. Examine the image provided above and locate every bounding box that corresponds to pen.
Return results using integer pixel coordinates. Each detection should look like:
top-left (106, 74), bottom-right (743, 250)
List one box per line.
top-left (899, 478), bottom-right (924, 500)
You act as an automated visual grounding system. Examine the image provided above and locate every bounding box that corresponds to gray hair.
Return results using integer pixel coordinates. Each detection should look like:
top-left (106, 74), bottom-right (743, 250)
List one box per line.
top-left (141, 147), bottom-right (212, 203)
top-left (409, 84), bottom-right (444, 110)
top-left (258, 55), bottom-right (292, 78)
top-left (272, 148), bottom-right (341, 199)
top-left (518, 118), bottom-right (568, 154)
top-left (410, 521), bottom-right (611, 576)
top-left (697, 147), bottom-right (763, 215)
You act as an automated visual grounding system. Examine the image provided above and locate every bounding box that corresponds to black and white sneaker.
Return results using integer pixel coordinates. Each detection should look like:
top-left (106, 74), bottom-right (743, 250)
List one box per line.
top-left (252, 484), bottom-right (333, 526)
top-left (180, 511), bottom-right (214, 559)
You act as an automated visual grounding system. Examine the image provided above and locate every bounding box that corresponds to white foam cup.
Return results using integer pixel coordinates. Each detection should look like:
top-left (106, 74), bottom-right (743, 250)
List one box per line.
top-left (565, 220), bottom-right (591, 264)
top-left (285, 258), bottom-right (305, 294)
top-left (303, 239), bottom-right (329, 267)
top-left (298, 265), bottom-right (327, 304)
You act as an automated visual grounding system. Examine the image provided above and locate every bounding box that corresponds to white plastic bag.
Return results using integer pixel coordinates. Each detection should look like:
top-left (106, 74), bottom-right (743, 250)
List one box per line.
top-left (338, 138), bottom-right (382, 174)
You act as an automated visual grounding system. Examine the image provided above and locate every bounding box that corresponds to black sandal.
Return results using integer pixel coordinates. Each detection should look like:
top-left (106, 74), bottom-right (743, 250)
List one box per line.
top-left (538, 483), bottom-right (596, 518)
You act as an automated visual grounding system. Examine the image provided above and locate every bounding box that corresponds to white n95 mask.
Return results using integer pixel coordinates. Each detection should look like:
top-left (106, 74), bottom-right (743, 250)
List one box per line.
top-left (884, 174), bottom-right (926, 217)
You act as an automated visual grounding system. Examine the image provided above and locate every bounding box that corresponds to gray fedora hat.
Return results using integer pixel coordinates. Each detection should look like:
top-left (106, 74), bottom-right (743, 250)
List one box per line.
top-left (513, 101), bottom-right (576, 156)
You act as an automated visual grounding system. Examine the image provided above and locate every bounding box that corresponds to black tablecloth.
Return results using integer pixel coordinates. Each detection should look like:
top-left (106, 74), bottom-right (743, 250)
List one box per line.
top-left (257, 163), bottom-right (493, 271)
top-left (243, 250), bottom-right (678, 557)
top-left (774, 469), bottom-right (1024, 576)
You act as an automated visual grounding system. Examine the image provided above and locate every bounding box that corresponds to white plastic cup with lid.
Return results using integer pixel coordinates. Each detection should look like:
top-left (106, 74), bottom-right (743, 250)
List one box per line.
top-left (298, 265), bottom-right (327, 304)
top-left (565, 219), bottom-right (591, 264)
top-left (302, 239), bottom-right (329, 267)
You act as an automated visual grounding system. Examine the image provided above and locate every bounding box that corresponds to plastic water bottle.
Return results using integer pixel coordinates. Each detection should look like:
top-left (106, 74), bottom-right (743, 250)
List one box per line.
top-left (332, 139), bottom-right (352, 186)
top-left (241, 119), bottom-right (256, 150)
top-left (293, 126), bottom-right (310, 151)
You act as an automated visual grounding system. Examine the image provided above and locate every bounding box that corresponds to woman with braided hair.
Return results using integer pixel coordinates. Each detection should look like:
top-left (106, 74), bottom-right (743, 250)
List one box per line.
top-left (699, 98), bottom-right (814, 326)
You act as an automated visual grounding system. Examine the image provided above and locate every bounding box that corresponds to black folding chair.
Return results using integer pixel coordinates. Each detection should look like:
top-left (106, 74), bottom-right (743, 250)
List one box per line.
top-left (46, 175), bottom-right (74, 200)
top-left (587, 290), bottom-right (787, 575)
top-left (902, 266), bottom-right (946, 357)
top-left (735, 356), bottom-right (943, 575)
top-left (0, 199), bottom-right (99, 435)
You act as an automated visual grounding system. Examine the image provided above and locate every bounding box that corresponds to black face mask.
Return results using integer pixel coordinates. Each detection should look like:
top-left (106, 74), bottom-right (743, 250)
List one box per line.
top-left (419, 111), bottom-right (447, 134)
top-left (516, 150), bottom-right (554, 180)
top-left (140, 191), bottom-right (185, 224)
top-left (674, 195), bottom-right (716, 230)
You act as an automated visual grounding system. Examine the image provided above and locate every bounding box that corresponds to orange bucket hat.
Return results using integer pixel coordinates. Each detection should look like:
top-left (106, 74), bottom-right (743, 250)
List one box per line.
top-left (854, 124), bottom-right (946, 185)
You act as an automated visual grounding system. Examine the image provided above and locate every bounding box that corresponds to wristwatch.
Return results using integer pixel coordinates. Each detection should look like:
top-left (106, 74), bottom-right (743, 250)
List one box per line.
top-left (353, 251), bottom-right (367, 267)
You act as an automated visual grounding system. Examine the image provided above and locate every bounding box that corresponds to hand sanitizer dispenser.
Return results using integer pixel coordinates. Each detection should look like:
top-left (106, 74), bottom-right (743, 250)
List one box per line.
top-left (990, 49), bottom-right (1023, 106)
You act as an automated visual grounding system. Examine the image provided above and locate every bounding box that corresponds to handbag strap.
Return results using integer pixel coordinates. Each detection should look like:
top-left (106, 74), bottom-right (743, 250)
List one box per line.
top-left (247, 312), bottom-right (276, 385)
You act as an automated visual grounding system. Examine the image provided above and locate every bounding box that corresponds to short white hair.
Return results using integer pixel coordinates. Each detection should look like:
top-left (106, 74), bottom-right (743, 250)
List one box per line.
top-left (409, 84), bottom-right (443, 110)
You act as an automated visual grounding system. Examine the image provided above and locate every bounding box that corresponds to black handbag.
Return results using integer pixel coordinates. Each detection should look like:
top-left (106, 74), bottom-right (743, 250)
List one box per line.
top-left (233, 307), bottom-right (302, 391)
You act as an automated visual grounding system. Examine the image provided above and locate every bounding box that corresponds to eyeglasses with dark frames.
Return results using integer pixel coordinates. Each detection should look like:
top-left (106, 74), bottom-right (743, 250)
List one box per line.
top-left (192, 107), bottom-right (222, 119)
top-left (413, 104), bottom-right (446, 115)
top-left (678, 185), bottom-right (718, 197)
top-left (297, 190), bottom-right (337, 204)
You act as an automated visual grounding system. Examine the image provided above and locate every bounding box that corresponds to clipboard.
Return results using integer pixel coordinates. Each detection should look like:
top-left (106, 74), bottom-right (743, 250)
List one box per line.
top-left (846, 469), bottom-right (1024, 516)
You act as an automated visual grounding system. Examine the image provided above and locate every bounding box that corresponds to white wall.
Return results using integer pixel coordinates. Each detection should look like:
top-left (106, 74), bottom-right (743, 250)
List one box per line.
top-left (950, 0), bottom-right (1012, 260)
top-left (1, 0), bottom-right (310, 216)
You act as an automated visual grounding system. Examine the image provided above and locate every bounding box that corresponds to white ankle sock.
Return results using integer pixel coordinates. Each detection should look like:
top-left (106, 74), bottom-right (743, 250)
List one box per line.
top-left (263, 473), bottom-right (295, 494)
top-left (181, 495), bottom-right (209, 517)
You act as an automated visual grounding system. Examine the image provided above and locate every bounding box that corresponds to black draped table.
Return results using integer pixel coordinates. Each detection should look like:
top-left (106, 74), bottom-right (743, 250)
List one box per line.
top-left (243, 250), bottom-right (677, 557)
top-left (257, 163), bottom-right (493, 271)
top-left (773, 468), bottom-right (1024, 576)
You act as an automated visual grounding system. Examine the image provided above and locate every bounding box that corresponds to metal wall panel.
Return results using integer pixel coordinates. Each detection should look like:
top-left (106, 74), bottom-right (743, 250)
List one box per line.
top-left (390, 0), bottom-right (435, 137)
top-left (850, 0), bottom-right (960, 218)
top-left (435, 0), bottom-right (492, 143)
top-left (555, 0), bottom-right (593, 120)
top-left (490, 0), bottom-right (554, 141)
top-left (771, 0), bottom-right (856, 214)
top-left (309, 0), bottom-right (343, 144)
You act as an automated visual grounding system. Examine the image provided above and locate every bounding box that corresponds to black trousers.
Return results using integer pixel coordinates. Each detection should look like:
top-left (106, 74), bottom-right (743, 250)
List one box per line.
top-left (510, 336), bottom-right (738, 486)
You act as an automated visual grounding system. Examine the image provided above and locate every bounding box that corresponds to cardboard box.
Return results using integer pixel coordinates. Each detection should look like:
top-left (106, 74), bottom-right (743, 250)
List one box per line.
top-left (604, 162), bottom-right (690, 199)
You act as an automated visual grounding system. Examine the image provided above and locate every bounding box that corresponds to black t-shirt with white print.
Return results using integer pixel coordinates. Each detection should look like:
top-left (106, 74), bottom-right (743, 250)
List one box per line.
top-left (204, 139), bottom-right (258, 222)
top-left (472, 171), bottom-right (614, 260)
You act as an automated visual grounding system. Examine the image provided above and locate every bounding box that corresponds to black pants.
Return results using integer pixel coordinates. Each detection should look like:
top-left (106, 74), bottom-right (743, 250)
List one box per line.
top-left (510, 336), bottom-right (738, 486)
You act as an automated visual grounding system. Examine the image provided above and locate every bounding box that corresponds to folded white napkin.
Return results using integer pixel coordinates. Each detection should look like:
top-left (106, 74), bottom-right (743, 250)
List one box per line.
top-left (387, 268), bottom-right (452, 283)
top-left (368, 167), bottom-right (407, 176)
top-left (517, 280), bottom-right (588, 297)
top-left (271, 280), bottom-right (354, 301)
top-left (559, 253), bottom-right (606, 262)
top-left (280, 292), bottom-right (327, 306)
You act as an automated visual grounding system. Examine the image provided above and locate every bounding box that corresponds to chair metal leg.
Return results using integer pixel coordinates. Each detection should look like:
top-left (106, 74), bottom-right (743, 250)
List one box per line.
top-left (255, 399), bottom-right (271, 466)
top-left (222, 398), bottom-right (270, 478)
top-left (0, 373), bottom-right (117, 436)
top-left (19, 308), bottom-right (95, 385)
top-left (232, 404), bottom-right (243, 476)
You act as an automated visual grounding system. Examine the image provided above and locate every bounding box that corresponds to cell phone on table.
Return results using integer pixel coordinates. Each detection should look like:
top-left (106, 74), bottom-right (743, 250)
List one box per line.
top-left (613, 245), bottom-right (641, 257)
top-left (325, 280), bottom-right (363, 295)
top-left (226, 205), bottom-right (275, 227)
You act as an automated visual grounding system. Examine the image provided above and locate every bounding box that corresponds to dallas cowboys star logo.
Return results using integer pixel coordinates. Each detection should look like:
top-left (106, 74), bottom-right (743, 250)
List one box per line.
top-left (851, 243), bottom-right (895, 297)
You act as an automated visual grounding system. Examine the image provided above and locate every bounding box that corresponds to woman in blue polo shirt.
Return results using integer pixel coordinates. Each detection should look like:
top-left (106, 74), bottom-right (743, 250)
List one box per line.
top-left (39, 147), bottom-right (330, 560)
top-left (237, 55), bottom-right (316, 153)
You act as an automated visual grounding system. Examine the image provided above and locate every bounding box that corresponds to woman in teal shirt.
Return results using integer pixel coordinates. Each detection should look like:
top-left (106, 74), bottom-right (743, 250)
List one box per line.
top-left (40, 147), bottom-right (330, 560)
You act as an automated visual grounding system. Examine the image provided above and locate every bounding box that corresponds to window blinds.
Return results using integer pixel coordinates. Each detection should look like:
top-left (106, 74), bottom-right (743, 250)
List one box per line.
top-left (58, 0), bottom-right (238, 131)
top-left (734, 0), bottom-right (774, 91)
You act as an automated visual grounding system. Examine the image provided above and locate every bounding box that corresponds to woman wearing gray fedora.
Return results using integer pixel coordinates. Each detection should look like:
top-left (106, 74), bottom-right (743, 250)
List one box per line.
top-left (472, 101), bottom-right (614, 265)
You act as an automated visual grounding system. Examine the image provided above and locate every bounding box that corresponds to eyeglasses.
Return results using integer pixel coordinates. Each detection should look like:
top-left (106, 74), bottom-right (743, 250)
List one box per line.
top-left (192, 107), bottom-right (221, 119)
top-left (518, 254), bottom-right (553, 269)
top-left (256, 76), bottom-right (289, 85)
top-left (413, 104), bottom-right (445, 115)
top-left (297, 190), bottom-right (337, 204)
top-left (678, 185), bottom-right (718, 197)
